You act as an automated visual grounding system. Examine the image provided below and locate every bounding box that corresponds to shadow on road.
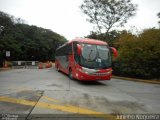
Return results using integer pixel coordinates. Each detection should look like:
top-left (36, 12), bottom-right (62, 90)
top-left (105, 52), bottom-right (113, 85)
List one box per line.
top-left (77, 81), bottom-right (107, 86)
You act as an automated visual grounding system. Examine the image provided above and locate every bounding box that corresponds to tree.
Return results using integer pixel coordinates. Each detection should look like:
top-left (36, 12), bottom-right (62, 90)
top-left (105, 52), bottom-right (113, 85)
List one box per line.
top-left (0, 11), bottom-right (67, 64)
top-left (113, 28), bottom-right (160, 79)
top-left (81, 0), bottom-right (137, 33)
top-left (157, 12), bottom-right (160, 28)
top-left (86, 30), bottom-right (121, 46)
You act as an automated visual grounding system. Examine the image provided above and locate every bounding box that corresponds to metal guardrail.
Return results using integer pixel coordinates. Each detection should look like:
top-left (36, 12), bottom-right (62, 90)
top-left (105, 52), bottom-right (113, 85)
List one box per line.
top-left (12, 61), bottom-right (39, 69)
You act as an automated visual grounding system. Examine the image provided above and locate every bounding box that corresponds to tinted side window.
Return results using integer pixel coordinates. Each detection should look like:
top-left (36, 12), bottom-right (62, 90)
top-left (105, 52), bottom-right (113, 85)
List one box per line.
top-left (73, 42), bottom-right (80, 63)
top-left (56, 43), bottom-right (72, 56)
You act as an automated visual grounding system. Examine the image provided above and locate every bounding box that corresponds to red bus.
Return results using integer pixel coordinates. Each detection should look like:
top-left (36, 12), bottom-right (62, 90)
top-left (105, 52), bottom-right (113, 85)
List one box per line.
top-left (55, 38), bottom-right (118, 81)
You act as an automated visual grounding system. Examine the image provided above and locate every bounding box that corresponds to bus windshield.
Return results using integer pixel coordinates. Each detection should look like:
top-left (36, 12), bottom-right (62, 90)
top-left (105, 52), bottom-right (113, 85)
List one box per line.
top-left (79, 43), bottom-right (111, 69)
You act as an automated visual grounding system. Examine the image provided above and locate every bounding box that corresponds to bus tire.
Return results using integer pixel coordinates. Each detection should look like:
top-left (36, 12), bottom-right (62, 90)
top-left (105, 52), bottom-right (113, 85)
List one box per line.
top-left (69, 69), bottom-right (74, 80)
top-left (56, 65), bottom-right (60, 72)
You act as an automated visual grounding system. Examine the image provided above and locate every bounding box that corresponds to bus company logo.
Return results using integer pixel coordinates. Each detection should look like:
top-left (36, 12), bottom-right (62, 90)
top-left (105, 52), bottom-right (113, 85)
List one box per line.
top-left (116, 114), bottom-right (160, 120)
top-left (1, 114), bottom-right (18, 120)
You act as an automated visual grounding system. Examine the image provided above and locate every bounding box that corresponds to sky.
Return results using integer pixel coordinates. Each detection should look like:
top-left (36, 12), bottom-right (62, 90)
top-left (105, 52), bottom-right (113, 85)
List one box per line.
top-left (0, 0), bottom-right (160, 40)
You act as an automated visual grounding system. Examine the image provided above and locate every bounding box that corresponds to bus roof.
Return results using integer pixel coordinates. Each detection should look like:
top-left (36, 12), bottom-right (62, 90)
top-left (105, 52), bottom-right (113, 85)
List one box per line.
top-left (56, 38), bottom-right (108, 51)
top-left (70, 38), bottom-right (108, 45)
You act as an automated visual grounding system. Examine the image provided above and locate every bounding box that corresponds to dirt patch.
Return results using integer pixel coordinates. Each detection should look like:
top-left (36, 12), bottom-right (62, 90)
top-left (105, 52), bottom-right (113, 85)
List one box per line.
top-left (67, 92), bottom-right (149, 114)
top-left (94, 96), bottom-right (148, 114)
top-left (47, 83), bottom-right (63, 88)
top-left (9, 90), bottom-right (43, 101)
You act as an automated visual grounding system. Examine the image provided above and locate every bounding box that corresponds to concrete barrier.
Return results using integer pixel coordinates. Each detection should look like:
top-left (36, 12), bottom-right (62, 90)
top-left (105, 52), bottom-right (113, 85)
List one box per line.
top-left (12, 61), bottom-right (39, 69)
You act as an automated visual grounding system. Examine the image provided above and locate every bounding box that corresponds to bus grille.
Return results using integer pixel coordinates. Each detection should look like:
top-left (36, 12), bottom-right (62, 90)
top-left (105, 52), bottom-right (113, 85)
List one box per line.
top-left (89, 72), bottom-right (110, 76)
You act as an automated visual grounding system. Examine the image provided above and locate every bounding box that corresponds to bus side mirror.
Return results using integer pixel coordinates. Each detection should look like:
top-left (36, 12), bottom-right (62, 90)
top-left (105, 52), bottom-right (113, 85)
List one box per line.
top-left (77, 44), bottom-right (82, 55)
top-left (110, 47), bottom-right (118, 58)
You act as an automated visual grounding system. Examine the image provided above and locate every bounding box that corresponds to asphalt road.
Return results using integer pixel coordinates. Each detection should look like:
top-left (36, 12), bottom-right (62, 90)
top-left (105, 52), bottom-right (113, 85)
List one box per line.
top-left (0, 67), bottom-right (160, 120)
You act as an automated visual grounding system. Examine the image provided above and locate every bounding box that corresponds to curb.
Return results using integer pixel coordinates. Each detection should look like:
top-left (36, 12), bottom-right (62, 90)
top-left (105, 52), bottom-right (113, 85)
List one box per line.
top-left (0, 68), bottom-right (12, 72)
top-left (112, 76), bottom-right (160, 84)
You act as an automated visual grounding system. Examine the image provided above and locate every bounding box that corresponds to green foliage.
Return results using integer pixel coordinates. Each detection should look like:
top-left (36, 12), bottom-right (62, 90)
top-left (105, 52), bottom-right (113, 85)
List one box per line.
top-left (0, 11), bottom-right (67, 64)
top-left (157, 12), bottom-right (160, 27)
top-left (81, 0), bottom-right (137, 33)
top-left (86, 30), bottom-right (121, 46)
top-left (113, 29), bottom-right (160, 79)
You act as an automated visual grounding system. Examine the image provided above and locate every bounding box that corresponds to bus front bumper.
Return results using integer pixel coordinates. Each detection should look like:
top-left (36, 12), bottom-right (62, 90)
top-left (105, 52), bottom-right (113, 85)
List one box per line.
top-left (74, 70), bottom-right (112, 81)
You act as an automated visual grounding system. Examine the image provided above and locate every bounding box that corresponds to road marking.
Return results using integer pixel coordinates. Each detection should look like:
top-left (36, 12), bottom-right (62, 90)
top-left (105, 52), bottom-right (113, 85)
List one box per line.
top-left (0, 96), bottom-right (116, 120)
top-left (0, 96), bottom-right (36, 106)
top-left (42, 96), bottom-right (59, 103)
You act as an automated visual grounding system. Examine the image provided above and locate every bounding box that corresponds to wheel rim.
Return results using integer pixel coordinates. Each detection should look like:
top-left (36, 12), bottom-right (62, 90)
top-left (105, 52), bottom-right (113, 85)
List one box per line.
top-left (69, 70), bottom-right (73, 79)
top-left (57, 65), bottom-right (59, 71)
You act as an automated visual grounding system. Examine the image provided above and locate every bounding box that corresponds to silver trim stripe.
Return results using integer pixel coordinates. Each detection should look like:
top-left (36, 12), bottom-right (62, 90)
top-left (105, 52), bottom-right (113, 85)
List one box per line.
top-left (89, 72), bottom-right (111, 76)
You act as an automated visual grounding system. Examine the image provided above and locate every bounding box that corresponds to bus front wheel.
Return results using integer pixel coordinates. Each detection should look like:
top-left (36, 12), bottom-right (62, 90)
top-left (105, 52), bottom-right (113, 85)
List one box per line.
top-left (69, 69), bottom-right (74, 80)
top-left (56, 65), bottom-right (60, 72)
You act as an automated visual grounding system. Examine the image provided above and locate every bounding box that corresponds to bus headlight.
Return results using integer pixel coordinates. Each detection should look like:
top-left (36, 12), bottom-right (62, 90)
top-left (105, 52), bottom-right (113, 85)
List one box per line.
top-left (76, 68), bottom-right (82, 72)
top-left (76, 68), bottom-right (88, 74)
top-left (84, 71), bottom-right (88, 74)
top-left (106, 71), bottom-right (112, 75)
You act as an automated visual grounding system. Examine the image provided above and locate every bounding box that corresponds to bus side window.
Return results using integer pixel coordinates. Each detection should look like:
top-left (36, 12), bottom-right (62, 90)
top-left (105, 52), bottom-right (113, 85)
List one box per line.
top-left (64, 43), bottom-right (72, 55)
top-left (73, 42), bottom-right (80, 64)
top-left (68, 43), bottom-right (72, 55)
